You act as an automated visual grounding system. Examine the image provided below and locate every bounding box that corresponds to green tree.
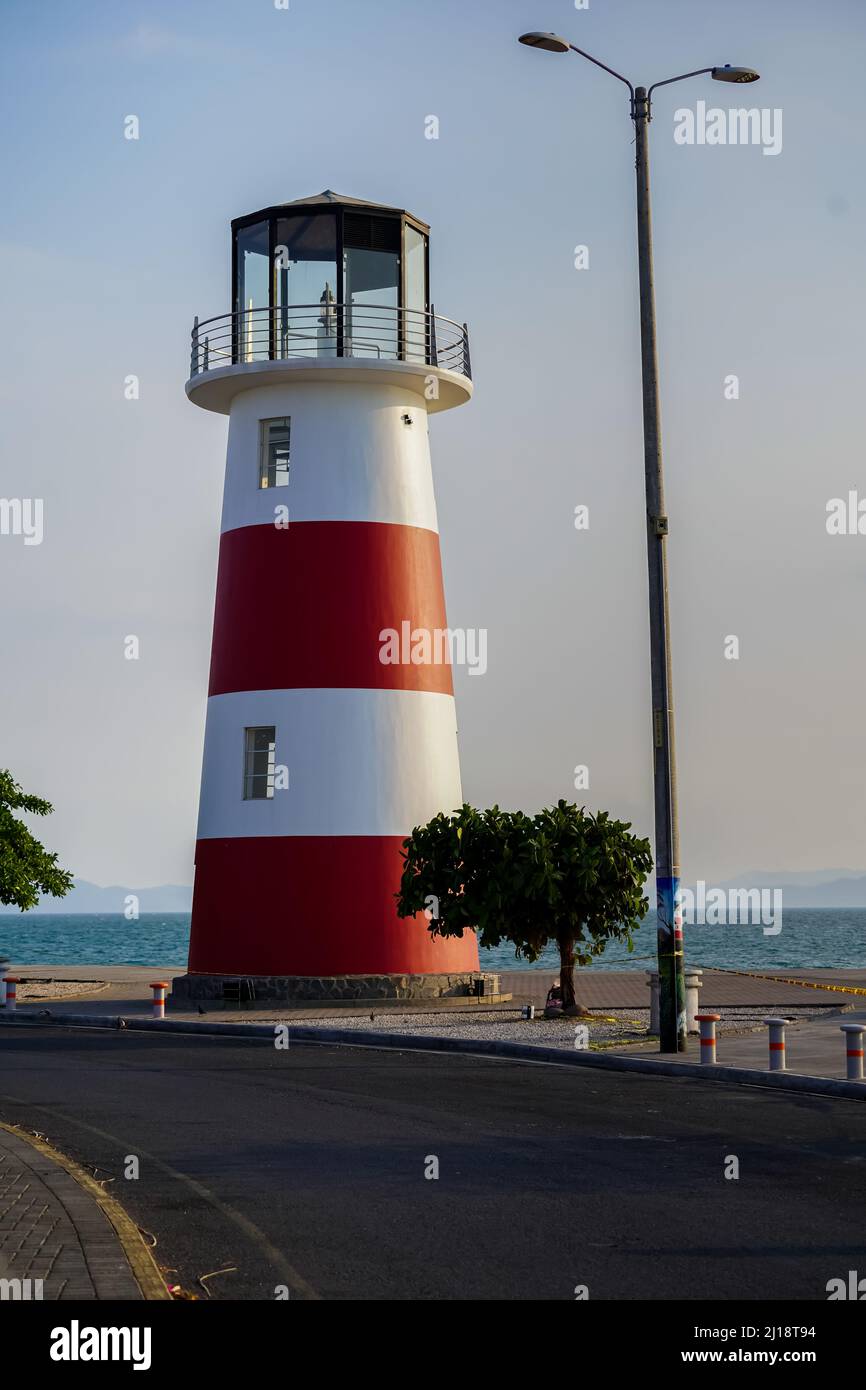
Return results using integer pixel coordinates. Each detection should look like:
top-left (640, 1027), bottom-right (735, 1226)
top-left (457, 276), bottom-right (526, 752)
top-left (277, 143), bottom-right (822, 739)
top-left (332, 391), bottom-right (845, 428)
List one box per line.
top-left (0, 770), bottom-right (73, 911)
top-left (397, 800), bottom-right (652, 1014)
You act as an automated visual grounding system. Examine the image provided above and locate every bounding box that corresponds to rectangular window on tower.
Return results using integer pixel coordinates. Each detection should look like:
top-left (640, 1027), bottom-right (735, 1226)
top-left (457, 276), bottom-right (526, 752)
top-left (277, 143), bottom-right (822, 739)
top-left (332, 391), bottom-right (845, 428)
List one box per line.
top-left (259, 418), bottom-right (290, 489)
top-left (243, 726), bottom-right (276, 800)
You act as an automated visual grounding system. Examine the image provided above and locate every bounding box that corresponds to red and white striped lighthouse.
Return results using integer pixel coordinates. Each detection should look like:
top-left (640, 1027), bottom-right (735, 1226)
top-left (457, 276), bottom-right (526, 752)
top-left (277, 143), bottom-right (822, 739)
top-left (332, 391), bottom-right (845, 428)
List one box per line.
top-left (184, 192), bottom-right (479, 981)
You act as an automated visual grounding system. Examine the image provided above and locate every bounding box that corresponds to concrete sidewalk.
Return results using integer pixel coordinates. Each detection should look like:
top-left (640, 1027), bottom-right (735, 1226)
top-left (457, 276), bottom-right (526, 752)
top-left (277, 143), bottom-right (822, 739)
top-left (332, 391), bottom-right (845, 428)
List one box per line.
top-left (0, 1124), bottom-right (168, 1300)
top-left (608, 1006), bottom-right (866, 1082)
top-left (505, 967), bottom-right (866, 1009)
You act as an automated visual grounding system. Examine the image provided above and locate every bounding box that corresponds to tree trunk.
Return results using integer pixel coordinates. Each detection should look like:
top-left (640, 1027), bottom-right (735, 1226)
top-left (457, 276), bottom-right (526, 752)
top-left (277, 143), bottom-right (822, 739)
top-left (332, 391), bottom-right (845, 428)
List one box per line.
top-left (558, 932), bottom-right (589, 1017)
top-left (558, 932), bottom-right (576, 1009)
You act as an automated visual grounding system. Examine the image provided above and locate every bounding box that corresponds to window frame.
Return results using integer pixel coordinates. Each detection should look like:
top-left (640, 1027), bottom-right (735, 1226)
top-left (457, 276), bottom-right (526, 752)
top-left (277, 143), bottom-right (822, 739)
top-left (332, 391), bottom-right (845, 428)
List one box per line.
top-left (258, 416), bottom-right (291, 490)
top-left (243, 725), bottom-right (276, 801)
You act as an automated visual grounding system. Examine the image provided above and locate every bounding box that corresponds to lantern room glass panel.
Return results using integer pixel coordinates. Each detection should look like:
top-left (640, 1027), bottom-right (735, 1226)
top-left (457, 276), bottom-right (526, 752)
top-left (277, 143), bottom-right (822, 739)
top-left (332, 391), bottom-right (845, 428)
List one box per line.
top-left (235, 221), bottom-right (270, 363)
top-left (343, 214), bottom-right (401, 360)
top-left (404, 225), bottom-right (428, 363)
top-left (275, 213), bottom-right (338, 358)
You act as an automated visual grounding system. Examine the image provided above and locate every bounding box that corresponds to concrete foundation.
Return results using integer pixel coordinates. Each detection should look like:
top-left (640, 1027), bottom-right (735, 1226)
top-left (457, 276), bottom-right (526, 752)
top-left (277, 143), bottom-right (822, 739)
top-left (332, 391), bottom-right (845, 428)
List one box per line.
top-left (171, 971), bottom-right (502, 1005)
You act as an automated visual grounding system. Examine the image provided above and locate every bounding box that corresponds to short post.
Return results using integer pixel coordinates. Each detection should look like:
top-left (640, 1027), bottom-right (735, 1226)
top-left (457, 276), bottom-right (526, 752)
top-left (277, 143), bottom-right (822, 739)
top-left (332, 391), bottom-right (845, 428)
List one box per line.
top-left (521, 1003), bottom-right (535, 1020)
top-left (0, 958), bottom-right (9, 1011)
top-left (150, 981), bottom-right (169, 1020)
top-left (764, 1017), bottom-right (787, 1072)
top-left (841, 1023), bottom-right (866, 1081)
top-left (684, 967), bottom-right (703, 1034)
top-left (4, 977), bottom-right (19, 1013)
top-left (646, 970), bottom-right (660, 1035)
top-left (695, 1012), bottom-right (720, 1065)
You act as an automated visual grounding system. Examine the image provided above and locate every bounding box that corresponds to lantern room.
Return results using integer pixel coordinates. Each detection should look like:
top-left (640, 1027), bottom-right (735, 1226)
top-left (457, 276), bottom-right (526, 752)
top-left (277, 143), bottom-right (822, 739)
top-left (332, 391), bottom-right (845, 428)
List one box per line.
top-left (230, 189), bottom-right (430, 364)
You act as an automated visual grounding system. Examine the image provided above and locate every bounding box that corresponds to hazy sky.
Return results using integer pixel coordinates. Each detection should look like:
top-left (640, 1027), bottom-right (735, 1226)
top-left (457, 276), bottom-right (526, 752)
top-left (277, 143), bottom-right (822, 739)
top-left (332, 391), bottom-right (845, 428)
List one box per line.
top-left (1, 0), bottom-right (864, 888)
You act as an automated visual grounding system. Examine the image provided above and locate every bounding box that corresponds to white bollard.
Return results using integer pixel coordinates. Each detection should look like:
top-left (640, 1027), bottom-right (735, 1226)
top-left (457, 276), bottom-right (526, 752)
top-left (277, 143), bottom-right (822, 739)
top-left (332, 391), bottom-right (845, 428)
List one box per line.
top-left (646, 971), bottom-right (659, 1035)
top-left (4, 977), bottom-right (18, 1013)
top-left (685, 968), bottom-right (703, 1034)
top-left (695, 1013), bottom-right (720, 1065)
top-left (840, 1023), bottom-right (866, 1081)
top-left (764, 1017), bottom-right (787, 1072)
top-left (150, 981), bottom-right (169, 1019)
top-left (521, 1004), bottom-right (535, 1020)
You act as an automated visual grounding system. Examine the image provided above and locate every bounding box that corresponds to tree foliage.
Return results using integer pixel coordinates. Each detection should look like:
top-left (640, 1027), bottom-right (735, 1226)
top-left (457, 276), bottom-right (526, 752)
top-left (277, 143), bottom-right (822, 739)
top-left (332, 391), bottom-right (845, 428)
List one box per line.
top-left (0, 770), bottom-right (74, 911)
top-left (396, 800), bottom-right (653, 1010)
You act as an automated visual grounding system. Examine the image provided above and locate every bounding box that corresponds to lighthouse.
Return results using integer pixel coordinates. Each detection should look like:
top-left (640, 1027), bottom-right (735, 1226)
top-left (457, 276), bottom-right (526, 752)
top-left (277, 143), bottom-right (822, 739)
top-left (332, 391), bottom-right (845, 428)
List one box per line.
top-left (181, 192), bottom-right (480, 997)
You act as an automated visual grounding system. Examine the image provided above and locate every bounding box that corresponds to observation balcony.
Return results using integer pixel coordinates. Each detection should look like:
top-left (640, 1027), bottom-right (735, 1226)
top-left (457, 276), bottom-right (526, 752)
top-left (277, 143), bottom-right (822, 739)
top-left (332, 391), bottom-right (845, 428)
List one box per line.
top-left (186, 303), bottom-right (472, 415)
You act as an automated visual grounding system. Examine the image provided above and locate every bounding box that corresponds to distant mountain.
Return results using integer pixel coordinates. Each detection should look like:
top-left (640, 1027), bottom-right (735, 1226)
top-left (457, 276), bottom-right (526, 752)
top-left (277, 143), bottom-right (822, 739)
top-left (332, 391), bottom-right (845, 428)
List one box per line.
top-left (0, 879), bottom-right (193, 915)
top-left (683, 874), bottom-right (866, 909)
top-left (4, 871), bottom-right (865, 916)
top-left (723, 869), bottom-right (866, 888)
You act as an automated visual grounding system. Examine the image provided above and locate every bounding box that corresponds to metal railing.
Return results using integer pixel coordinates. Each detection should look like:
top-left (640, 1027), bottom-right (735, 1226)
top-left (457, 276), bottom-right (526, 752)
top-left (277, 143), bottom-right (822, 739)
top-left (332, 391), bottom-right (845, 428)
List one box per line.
top-left (189, 303), bottom-right (471, 380)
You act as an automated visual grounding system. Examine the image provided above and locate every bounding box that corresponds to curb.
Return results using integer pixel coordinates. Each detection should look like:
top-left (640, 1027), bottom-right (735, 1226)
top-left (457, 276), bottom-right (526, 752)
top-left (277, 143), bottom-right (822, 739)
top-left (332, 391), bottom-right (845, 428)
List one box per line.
top-left (0, 1121), bottom-right (170, 1300)
top-left (3, 1007), bottom-right (866, 1100)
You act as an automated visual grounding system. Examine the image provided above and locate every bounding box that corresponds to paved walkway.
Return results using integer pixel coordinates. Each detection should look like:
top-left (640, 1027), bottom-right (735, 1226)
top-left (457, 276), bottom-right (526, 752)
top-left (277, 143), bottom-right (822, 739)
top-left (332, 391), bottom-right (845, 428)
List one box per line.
top-left (608, 1006), bottom-right (866, 1082)
top-left (0, 1124), bottom-right (165, 1300)
top-left (504, 967), bottom-right (866, 1009)
top-left (12, 963), bottom-right (866, 1015)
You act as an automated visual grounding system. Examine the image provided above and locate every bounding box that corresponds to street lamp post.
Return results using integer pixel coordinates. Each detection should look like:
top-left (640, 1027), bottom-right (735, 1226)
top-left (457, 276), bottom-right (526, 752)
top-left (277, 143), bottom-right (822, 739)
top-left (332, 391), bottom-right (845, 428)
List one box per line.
top-left (519, 33), bottom-right (759, 1053)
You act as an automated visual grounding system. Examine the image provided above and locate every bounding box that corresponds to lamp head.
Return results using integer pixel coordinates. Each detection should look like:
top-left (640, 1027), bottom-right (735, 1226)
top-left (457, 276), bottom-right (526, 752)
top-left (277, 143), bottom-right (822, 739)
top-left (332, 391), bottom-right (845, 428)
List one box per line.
top-left (712, 64), bottom-right (760, 83)
top-left (518, 32), bottom-right (571, 54)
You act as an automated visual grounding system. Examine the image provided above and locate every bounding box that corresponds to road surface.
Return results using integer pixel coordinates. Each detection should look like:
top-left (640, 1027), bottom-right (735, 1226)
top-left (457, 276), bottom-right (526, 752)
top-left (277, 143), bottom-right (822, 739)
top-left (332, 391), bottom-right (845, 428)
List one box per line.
top-left (0, 1026), bottom-right (862, 1300)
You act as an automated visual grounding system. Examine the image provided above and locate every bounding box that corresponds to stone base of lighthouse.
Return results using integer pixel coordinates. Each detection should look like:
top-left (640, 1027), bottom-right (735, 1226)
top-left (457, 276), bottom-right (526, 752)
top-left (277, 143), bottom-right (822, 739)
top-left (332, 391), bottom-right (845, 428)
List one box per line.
top-left (170, 970), bottom-right (505, 1005)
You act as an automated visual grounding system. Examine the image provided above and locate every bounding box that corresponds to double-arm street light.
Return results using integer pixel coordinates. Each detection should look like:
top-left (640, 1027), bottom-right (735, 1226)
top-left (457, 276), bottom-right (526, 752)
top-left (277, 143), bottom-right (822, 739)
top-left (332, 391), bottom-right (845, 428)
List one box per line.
top-left (519, 32), bottom-right (760, 1053)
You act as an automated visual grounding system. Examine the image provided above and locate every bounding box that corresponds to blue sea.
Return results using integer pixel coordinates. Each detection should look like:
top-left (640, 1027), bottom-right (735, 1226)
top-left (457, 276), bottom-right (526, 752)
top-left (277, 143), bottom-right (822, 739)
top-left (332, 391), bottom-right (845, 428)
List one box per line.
top-left (0, 910), bottom-right (863, 973)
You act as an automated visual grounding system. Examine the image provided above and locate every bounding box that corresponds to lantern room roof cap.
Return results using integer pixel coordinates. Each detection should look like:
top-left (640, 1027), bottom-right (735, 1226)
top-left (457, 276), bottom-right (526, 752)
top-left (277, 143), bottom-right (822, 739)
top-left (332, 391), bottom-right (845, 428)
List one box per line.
top-left (232, 190), bottom-right (430, 232)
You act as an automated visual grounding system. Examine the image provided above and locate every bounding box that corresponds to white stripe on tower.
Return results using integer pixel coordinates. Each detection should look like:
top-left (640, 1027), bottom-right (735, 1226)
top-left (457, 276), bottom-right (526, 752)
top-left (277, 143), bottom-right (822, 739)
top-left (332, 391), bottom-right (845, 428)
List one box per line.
top-left (197, 687), bottom-right (461, 839)
top-left (220, 381), bottom-right (439, 534)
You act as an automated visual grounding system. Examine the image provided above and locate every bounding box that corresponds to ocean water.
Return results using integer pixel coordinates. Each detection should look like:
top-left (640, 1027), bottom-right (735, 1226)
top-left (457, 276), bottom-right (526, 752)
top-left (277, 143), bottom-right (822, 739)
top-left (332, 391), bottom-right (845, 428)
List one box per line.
top-left (0, 909), bottom-right (863, 974)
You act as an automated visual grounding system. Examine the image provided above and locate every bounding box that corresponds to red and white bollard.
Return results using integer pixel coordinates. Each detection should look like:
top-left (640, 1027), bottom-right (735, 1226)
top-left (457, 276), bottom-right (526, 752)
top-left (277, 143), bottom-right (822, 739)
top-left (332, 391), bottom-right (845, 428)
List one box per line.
top-left (149, 982), bottom-right (169, 1019)
top-left (695, 1013), bottom-right (720, 1065)
top-left (764, 1017), bottom-right (787, 1072)
top-left (840, 1023), bottom-right (866, 1081)
top-left (4, 977), bottom-right (19, 1013)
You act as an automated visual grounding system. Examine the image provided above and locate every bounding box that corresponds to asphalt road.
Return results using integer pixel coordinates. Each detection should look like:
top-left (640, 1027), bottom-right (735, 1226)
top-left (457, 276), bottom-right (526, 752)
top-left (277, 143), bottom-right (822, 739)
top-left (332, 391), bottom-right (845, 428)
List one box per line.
top-left (1, 1026), bottom-right (863, 1301)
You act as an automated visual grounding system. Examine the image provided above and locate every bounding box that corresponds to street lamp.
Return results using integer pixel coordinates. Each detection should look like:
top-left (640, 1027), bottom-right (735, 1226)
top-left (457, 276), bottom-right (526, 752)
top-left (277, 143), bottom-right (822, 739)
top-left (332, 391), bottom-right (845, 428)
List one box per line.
top-left (519, 31), bottom-right (760, 1053)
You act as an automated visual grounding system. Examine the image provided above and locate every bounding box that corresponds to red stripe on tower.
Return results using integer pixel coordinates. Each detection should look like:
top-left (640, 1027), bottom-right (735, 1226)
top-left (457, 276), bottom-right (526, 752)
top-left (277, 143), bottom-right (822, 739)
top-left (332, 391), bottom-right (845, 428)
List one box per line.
top-left (208, 521), bottom-right (454, 696)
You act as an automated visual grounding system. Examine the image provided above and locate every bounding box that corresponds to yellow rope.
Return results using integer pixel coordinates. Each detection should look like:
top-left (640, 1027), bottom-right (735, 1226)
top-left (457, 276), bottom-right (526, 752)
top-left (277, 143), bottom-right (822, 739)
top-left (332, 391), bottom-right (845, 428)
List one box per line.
top-left (693, 964), bottom-right (866, 1000)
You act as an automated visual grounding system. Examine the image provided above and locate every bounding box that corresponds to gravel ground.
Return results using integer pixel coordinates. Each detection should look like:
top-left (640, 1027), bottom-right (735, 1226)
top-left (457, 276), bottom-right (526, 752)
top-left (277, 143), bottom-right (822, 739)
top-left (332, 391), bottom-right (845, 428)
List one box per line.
top-left (266, 1004), bottom-right (833, 1051)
